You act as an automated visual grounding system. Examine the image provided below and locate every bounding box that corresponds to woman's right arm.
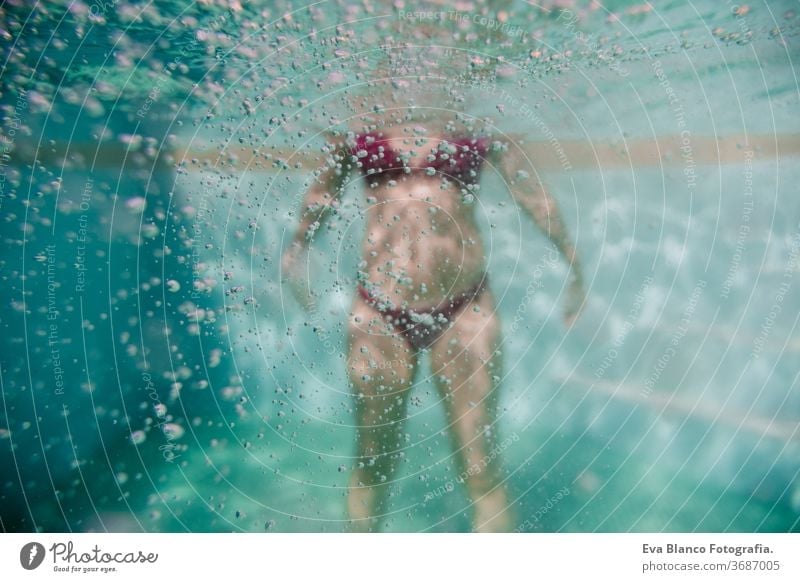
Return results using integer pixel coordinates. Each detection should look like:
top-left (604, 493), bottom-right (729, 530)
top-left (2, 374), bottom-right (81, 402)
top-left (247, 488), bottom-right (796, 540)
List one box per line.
top-left (290, 133), bottom-right (353, 246)
top-left (281, 134), bottom-right (353, 305)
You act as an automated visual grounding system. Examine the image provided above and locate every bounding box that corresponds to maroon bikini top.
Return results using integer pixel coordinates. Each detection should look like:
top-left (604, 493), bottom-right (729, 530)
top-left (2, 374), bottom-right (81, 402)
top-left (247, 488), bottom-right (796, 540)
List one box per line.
top-left (349, 132), bottom-right (491, 184)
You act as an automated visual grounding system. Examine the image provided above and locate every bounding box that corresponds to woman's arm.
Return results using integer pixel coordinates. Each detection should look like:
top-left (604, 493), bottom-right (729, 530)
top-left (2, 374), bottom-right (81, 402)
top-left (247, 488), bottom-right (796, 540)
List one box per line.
top-left (494, 144), bottom-right (586, 323)
top-left (290, 134), bottom-right (353, 246)
top-left (282, 134), bottom-right (353, 306)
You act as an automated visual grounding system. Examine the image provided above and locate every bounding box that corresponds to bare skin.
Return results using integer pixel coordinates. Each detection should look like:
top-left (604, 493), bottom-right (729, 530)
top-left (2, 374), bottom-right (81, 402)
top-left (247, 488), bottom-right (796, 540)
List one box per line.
top-left (282, 112), bottom-right (585, 532)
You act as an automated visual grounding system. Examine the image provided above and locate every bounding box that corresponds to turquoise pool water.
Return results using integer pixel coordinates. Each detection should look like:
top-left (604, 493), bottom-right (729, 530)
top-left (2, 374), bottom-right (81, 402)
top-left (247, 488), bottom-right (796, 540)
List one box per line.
top-left (1, 0), bottom-right (798, 532)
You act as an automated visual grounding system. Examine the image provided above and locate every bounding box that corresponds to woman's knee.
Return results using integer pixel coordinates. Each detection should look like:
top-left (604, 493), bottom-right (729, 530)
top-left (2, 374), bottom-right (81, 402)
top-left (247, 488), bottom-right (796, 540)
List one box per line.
top-left (348, 343), bottom-right (415, 388)
top-left (349, 361), bottom-right (413, 394)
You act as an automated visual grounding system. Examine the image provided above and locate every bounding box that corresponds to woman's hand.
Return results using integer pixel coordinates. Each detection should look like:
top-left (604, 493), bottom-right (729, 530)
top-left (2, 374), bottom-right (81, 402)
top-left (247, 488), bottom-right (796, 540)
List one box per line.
top-left (563, 271), bottom-right (587, 327)
top-left (281, 241), bottom-right (315, 311)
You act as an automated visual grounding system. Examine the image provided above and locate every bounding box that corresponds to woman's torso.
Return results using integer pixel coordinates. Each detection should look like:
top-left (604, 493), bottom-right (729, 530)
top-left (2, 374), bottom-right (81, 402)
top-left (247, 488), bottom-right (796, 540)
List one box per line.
top-left (347, 121), bottom-right (493, 309)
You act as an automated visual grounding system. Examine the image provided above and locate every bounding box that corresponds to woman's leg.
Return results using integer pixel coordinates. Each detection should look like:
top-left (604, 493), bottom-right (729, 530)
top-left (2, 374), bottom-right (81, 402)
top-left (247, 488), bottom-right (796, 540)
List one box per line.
top-left (346, 295), bottom-right (417, 532)
top-left (429, 289), bottom-right (514, 532)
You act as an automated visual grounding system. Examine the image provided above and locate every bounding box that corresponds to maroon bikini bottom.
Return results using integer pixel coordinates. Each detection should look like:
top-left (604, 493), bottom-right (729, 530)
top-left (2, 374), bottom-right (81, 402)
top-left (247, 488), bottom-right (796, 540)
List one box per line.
top-left (357, 276), bottom-right (488, 350)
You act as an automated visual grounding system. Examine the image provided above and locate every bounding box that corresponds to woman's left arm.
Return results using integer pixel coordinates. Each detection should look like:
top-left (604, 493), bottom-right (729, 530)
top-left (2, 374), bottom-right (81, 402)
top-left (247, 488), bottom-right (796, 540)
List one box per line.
top-left (493, 145), bottom-right (586, 324)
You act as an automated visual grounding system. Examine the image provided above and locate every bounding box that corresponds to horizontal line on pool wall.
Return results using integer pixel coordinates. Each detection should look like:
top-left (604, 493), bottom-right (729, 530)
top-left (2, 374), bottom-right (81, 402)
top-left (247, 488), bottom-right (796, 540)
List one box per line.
top-left (12, 134), bottom-right (800, 171)
top-left (165, 133), bottom-right (800, 171)
top-left (556, 372), bottom-right (798, 443)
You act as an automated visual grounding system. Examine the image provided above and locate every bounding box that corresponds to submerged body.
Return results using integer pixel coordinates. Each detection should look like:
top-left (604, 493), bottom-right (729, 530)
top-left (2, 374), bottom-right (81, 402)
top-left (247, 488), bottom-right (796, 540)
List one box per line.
top-left (351, 127), bottom-right (491, 308)
top-left (350, 127), bottom-right (492, 352)
top-left (284, 115), bottom-right (585, 531)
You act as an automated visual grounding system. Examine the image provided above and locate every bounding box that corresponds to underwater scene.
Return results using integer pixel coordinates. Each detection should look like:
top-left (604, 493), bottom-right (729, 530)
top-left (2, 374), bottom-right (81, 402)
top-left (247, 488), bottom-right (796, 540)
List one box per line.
top-left (0, 0), bottom-right (799, 532)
